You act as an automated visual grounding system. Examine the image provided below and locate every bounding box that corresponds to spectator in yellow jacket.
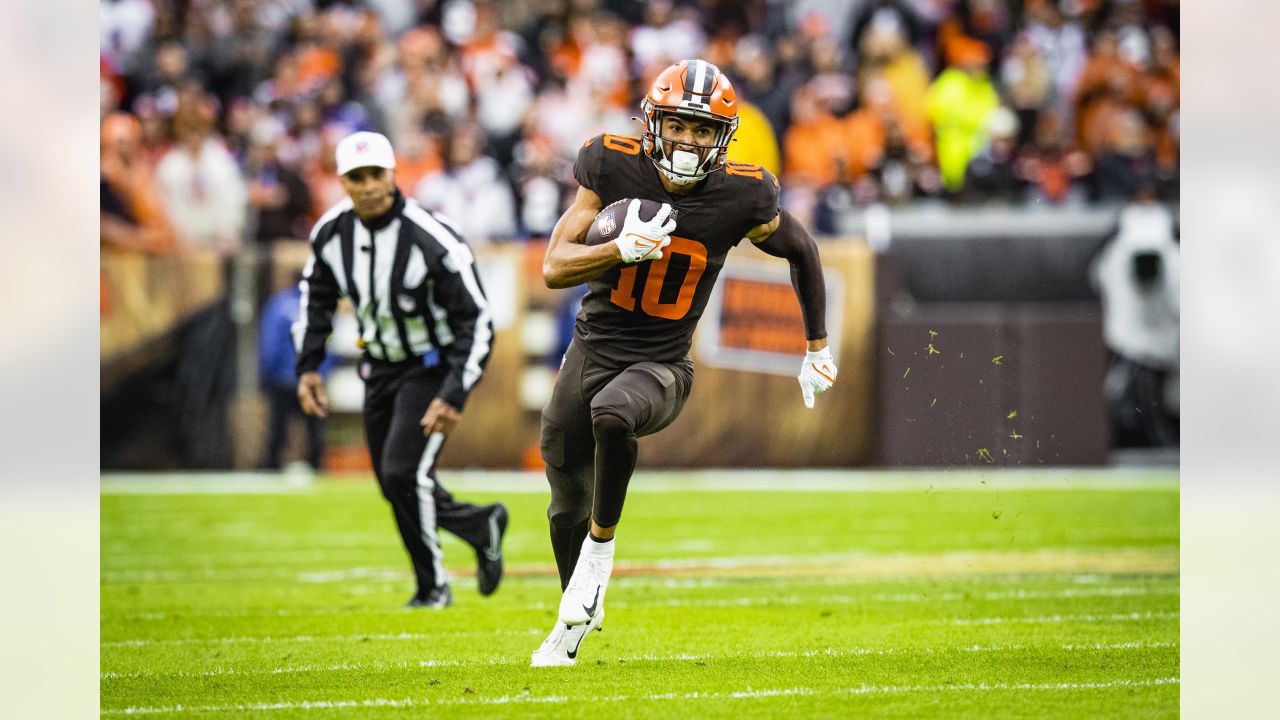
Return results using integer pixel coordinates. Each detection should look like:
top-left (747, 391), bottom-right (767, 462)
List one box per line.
top-left (726, 99), bottom-right (781, 176)
top-left (926, 38), bottom-right (1000, 192)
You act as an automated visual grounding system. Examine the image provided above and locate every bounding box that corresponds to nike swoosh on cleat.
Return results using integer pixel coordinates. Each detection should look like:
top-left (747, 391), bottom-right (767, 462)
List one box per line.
top-left (582, 586), bottom-right (600, 618)
top-left (567, 628), bottom-right (587, 659)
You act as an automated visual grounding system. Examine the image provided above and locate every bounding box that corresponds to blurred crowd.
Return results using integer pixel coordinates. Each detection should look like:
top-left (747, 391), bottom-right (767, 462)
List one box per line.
top-left (100, 0), bottom-right (1179, 251)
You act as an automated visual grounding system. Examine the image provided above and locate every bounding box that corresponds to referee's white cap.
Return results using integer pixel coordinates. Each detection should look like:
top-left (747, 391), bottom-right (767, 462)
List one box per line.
top-left (335, 131), bottom-right (396, 176)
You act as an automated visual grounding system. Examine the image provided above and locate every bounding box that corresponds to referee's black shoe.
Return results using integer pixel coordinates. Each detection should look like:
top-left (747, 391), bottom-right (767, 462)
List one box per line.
top-left (477, 504), bottom-right (509, 596)
top-left (406, 584), bottom-right (453, 609)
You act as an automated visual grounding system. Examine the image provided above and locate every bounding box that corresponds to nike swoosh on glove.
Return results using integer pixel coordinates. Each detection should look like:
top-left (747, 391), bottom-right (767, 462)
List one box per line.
top-left (613, 199), bottom-right (676, 263)
top-left (798, 346), bottom-right (838, 409)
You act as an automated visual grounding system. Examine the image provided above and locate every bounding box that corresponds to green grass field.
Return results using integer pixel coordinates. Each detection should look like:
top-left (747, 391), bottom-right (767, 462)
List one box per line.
top-left (101, 470), bottom-right (1178, 718)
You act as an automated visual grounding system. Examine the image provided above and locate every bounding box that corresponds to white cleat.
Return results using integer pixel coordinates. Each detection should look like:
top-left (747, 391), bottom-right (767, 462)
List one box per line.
top-left (558, 542), bottom-right (613, 626)
top-left (530, 610), bottom-right (605, 667)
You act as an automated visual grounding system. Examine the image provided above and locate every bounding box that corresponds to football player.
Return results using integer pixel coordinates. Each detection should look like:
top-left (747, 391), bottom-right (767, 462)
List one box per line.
top-left (530, 59), bottom-right (837, 665)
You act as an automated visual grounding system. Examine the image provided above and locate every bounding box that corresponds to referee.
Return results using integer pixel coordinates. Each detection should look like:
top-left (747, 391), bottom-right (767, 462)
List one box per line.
top-left (294, 131), bottom-right (507, 608)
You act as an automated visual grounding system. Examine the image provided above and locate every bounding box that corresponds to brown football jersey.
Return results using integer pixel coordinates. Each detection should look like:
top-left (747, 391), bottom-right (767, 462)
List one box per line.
top-left (571, 133), bottom-right (780, 367)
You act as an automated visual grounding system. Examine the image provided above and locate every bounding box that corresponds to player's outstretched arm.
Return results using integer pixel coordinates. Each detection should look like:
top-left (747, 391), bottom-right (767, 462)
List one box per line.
top-left (542, 186), bottom-right (622, 289)
top-left (749, 209), bottom-right (838, 408)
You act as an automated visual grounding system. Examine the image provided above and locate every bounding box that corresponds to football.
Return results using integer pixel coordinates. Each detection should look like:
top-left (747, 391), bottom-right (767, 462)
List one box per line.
top-left (583, 198), bottom-right (674, 246)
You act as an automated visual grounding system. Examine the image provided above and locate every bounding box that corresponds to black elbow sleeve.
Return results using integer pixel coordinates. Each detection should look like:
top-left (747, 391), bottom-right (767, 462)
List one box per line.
top-left (766, 210), bottom-right (828, 341)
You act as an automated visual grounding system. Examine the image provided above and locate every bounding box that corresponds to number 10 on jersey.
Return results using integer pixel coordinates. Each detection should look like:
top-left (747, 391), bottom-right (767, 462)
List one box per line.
top-left (610, 236), bottom-right (707, 320)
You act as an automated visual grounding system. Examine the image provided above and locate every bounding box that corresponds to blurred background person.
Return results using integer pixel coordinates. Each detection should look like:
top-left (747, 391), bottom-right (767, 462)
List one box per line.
top-left (731, 35), bottom-right (795, 148)
top-left (414, 121), bottom-right (517, 245)
top-left (782, 83), bottom-right (847, 227)
top-left (1090, 106), bottom-right (1159, 204)
top-left (962, 106), bottom-right (1025, 204)
top-left (1016, 111), bottom-right (1091, 205)
top-left (1023, 0), bottom-right (1088, 129)
top-left (926, 37), bottom-right (999, 196)
top-left (471, 38), bottom-right (536, 170)
top-left (1092, 203), bottom-right (1180, 448)
top-left (1001, 31), bottom-right (1054, 150)
top-left (259, 282), bottom-right (334, 471)
top-left (100, 112), bottom-right (175, 254)
top-left (244, 118), bottom-right (314, 308)
top-left (853, 5), bottom-right (930, 139)
top-left (511, 132), bottom-right (574, 241)
top-left (843, 72), bottom-right (933, 196)
top-left (154, 86), bottom-right (246, 255)
top-left (245, 119), bottom-right (313, 245)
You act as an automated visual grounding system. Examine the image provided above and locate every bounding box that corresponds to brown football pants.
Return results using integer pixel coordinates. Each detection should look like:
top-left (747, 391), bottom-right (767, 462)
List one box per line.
top-left (538, 340), bottom-right (693, 588)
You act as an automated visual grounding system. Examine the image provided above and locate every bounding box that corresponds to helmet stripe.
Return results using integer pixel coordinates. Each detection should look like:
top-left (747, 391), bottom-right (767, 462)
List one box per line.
top-left (691, 60), bottom-right (710, 95)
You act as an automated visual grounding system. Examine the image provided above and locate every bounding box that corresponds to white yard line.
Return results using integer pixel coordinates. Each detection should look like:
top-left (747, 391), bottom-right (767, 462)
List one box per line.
top-left (101, 677), bottom-right (1179, 715)
top-left (102, 468), bottom-right (1178, 495)
top-left (102, 640), bottom-right (1179, 678)
top-left (101, 546), bottom-right (1178, 584)
top-left (117, 583), bottom-right (1179, 622)
top-left (944, 610), bottom-right (1179, 625)
top-left (639, 585), bottom-right (1179, 609)
top-left (101, 629), bottom-right (542, 649)
top-left (104, 612), bottom-right (1176, 650)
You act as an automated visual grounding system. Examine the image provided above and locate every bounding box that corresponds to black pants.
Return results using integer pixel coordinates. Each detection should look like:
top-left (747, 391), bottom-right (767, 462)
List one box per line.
top-left (263, 384), bottom-right (325, 469)
top-left (363, 357), bottom-right (496, 595)
top-left (539, 341), bottom-right (693, 587)
top-left (1105, 354), bottom-right (1179, 448)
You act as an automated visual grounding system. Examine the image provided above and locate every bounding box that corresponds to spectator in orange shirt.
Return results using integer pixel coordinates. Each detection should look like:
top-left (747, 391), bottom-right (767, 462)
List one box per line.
top-left (843, 72), bottom-right (933, 184)
top-left (304, 126), bottom-right (349, 221)
top-left (1074, 29), bottom-right (1142, 157)
top-left (392, 124), bottom-right (444, 198)
top-left (100, 112), bottom-right (175, 253)
top-left (783, 83), bottom-right (847, 189)
top-left (843, 73), bottom-right (940, 205)
top-left (293, 11), bottom-right (343, 94)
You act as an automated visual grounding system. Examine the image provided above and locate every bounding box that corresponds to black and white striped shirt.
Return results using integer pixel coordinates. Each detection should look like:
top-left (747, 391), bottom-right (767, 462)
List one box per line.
top-left (292, 191), bottom-right (493, 409)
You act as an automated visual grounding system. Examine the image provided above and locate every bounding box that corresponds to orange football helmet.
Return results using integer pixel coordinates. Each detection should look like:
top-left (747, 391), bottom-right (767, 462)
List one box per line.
top-left (640, 59), bottom-right (740, 185)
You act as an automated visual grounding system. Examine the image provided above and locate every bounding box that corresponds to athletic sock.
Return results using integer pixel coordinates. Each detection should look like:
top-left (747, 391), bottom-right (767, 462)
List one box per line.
top-left (581, 535), bottom-right (614, 559)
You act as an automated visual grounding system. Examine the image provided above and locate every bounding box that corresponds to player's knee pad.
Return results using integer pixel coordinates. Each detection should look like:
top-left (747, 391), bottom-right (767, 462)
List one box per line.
top-left (539, 412), bottom-right (567, 469)
top-left (547, 504), bottom-right (589, 529)
top-left (546, 488), bottom-right (590, 529)
top-left (590, 410), bottom-right (634, 446)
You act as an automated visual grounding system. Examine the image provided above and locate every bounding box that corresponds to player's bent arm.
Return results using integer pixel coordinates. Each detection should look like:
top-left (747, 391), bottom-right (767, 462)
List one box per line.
top-left (542, 186), bottom-right (622, 289)
top-left (748, 209), bottom-right (828, 351)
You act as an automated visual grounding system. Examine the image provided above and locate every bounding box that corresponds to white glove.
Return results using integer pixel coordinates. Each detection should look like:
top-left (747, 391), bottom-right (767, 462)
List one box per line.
top-left (798, 346), bottom-right (838, 409)
top-left (613, 199), bottom-right (676, 263)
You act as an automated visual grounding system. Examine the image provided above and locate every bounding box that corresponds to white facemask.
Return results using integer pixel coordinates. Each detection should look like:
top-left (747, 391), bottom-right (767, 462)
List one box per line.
top-left (662, 148), bottom-right (704, 185)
